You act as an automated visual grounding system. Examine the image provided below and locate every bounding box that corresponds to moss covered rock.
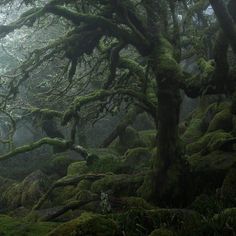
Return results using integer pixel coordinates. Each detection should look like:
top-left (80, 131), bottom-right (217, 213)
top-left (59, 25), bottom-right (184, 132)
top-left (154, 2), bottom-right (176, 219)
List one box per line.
top-left (207, 107), bottom-right (233, 132)
top-left (91, 173), bottom-right (144, 197)
top-left (188, 151), bottom-right (236, 172)
top-left (2, 182), bottom-right (22, 209)
top-left (47, 212), bottom-right (118, 236)
top-left (49, 155), bottom-right (76, 177)
top-left (122, 196), bottom-right (153, 210)
top-left (182, 118), bottom-right (203, 143)
top-left (186, 130), bottom-right (233, 155)
top-left (121, 147), bottom-right (152, 173)
top-left (21, 170), bottom-right (51, 207)
top-left (67, 161), bottom-right (88, 176)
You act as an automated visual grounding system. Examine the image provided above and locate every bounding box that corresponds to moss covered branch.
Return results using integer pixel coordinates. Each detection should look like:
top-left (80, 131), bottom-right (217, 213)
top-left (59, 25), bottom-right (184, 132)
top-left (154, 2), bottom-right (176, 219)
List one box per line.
top-left (62, 88), bottom-right (156, 125)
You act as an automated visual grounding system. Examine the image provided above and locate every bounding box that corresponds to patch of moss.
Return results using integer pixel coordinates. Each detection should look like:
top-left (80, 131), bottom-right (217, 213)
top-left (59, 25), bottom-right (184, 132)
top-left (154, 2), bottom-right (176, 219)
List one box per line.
top-left (186, 130), bottom-right (233, 155)
top-left (116, 126), bottom-right (146, 154)
top-left (121, 147), bottom-right (152, 173)
top-left (207, 108), bottom-right (233, 132)
top-left (182, 118), bottom-right (203, 144)
top-left (91, 174), bottom-right (144, 197)
top-left (0, 214), bottom-right (57, 236)
top-left (122, 197), bottom-right (153, 210)
top-left (67, 161), bottom-right (88, 176)
top-left (49, 155), bottom-right (76, 177)
top-left (188, 151), bottom-right (236, 172)
top-left (139, 130), bottom-right (157, 148)
top-left (47, 212), bottom-right (118, 236)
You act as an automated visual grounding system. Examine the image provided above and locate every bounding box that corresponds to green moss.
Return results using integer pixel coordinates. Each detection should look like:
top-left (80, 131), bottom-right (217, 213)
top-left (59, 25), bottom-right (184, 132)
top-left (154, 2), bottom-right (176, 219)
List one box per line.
top-left (186, 130), bottom-right (233, 155)
top-left (0, 214), bottom-right (57, 236)
top-left (67, 161), bottom-right (89, 176)
top-left (50, 155), bottom-right (76, 177)
top-left (48, 212), bottom-right (118, 236)
top-left (20, 170), bottom-right (51, 208)
top-left (207, 108), bottom-right (233, 132)
top-left (139, 130), bottom-right (157, 148)
top-left (182, 118), bottom-right (203, 143)
top-left (91, 174), bottom-right (144, 197)
top-left (137, 171), bottom-right (156, 201)
top-left (76, 179), bottom-right (91, 191)
top-left (122, 197), bottom-right (153, 210)
top-left (121, 147), bottom-right (152, 173)
top-left (51, 186), bottom-right (76, 206)
top-left (149, 228), bottom-right (174, 236)
top-left (188, 151), bottom-right (236, 172)
top-left (116, 126), bottom-right (146, 154)
top-left (2, 182), bottom-right (22, 209)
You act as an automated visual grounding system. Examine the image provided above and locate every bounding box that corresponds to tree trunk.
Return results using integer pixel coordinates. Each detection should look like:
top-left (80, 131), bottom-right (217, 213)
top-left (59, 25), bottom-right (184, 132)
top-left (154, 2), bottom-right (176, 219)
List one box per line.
top-left (146, 38), bottom-right (190, 206)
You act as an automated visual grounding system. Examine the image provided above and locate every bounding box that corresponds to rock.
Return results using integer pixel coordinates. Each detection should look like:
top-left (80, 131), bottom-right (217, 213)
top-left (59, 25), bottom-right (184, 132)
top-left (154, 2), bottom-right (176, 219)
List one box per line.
top-left (2, 183), bottom-right (22, 209)
top-left (21, 170), bottom-right (51, 208)
top-left (49, 155), bottom-right (76, 177)
top-left (188, 151), bottom-right (236, 172)
top-left (67, 161), bottom-right (88, 176)
top-left (207, 107), bottom-right (233, 132)
top-left (2, 170), bottom-right (51, 209)
top-left (182, 118), bottom-right (203, 143)
top-left (186, 130), bottom-right (233, 155)
top-left (47, 212), bottom-right (118, 236)
top-left (91, 174), bottom-right (144, 197)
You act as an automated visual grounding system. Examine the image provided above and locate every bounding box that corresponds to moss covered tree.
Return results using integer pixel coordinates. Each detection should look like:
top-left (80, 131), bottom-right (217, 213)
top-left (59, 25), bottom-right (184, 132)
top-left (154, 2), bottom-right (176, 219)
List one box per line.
top-left (0, 0), bottom-right (235, 205)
